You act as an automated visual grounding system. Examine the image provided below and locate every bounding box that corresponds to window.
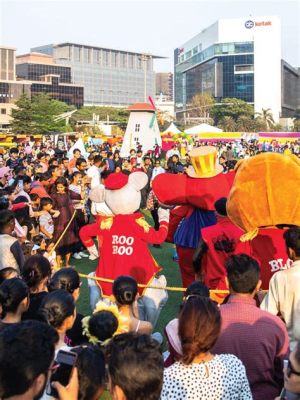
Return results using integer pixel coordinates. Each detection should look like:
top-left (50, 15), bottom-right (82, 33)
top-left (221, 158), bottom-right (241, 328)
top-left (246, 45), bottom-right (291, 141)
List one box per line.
top-left (103, 51), bottom-right (110, 66)
top-left (128, 54), bottom-right (134, 69)
top-left (234, 64), bottom-right (254, 74)
top-left (1, 108), bottom-right (6, 114)
top-left (120, 53), bottom-right (127, 68)
top-left (192, 46), bottom-right (198, 55)
top-left (74, 47), bottom-right (81, 62)
top-left (135, 123), bottom-right (140, 132)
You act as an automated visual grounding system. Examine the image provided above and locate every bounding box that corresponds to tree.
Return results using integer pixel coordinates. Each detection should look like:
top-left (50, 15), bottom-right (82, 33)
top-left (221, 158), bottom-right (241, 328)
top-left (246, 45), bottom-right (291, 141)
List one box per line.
top-left (293, 119), bottom-right (300, 132)
top-left (211, 98), bottom-right (254, 124)
top-left (70, 106), bottom-right (129, 131)
top-left (236, 115), bottom-right (255, 132)
top-left (295, 109), bottom-right (300, 120)
top-left (252, 117), bottom-right (267, 132)
top-left (269, 123), bottom-right (283, 132)
top-left (189, 93), bottom-right (215, 119)
top-left (10, 93), bottom-right (36, 134)
top-left (31, 93), bottom-right (73, 134)
top-left (255, 108), bottom-right (275, 131)
top-left (218, 116), bottom-right (236, 132)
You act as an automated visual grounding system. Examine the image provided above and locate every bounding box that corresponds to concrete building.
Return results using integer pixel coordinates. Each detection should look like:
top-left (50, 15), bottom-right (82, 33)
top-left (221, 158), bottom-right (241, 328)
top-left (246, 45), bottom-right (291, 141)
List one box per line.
top-left (16, 53), bottom-right (84, 108)
top-left (281, 60), bottom-right (300, 118)
top-left (0, 47), bottom-right (84, 129)
top-left (31, 43), bottom-right (164, 107)
top-left (16, 53), bottom-right (72, 83)
top-left (0, 47), bottom-right (31, 129)
top-left (174, 16), bottom-right (300, 122)
top-left (156, 72), bottom-right (173, 100)
top-left (0, 46), bottom-right (16, 81)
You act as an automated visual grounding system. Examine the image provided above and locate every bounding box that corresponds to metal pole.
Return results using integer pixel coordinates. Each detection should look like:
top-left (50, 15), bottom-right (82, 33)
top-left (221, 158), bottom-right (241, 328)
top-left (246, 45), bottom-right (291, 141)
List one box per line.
top-left (143, 55), bottom-right (147, 102)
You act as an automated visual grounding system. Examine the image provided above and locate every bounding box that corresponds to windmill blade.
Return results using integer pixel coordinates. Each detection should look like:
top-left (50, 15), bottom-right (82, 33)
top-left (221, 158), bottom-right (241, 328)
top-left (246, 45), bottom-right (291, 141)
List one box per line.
top-left (148, 96), bottom-right (156, 110)
top-left (149, 112), bottom-right (156, 129)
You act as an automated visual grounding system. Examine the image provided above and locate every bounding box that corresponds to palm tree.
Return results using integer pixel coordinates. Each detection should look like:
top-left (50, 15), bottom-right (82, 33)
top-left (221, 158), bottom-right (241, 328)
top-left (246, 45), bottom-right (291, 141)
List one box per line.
top-left (218, 116), bottom-right (236, 132)
top-left (255, 108), bottom-right (275, 130)
top-left (236, 115), bottom-right (254, 132)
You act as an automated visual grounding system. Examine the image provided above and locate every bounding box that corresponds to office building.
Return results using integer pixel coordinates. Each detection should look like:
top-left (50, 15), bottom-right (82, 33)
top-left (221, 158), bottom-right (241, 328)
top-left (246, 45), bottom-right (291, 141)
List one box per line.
top-left (16, 53), bottom-right (84, 108)
top-left (0, 46), bottom-right (16, 81)
top-left (16, 53), bottom-right (72, 83)
top-left (281, 60), bottom-right (300, 118)
top-left (31, 42), bottom-right (164, 106)
top-left (156, 72), bottom-right (173, 100)
top-left (0, 46), bottom-right (31, 128)
top-left (174, 16), bottom-right (300, 121)
top-left (0, 47), bottom-right (84, 129)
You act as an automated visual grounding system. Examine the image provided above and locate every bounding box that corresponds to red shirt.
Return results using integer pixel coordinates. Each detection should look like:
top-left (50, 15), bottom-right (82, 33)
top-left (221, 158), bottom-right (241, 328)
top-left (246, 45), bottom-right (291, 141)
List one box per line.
top-left (201, 216), bottom-right (243, 289)
top-left (213, 295), bottom-right (289, 400)
top-left (81, 213), bottom-right (168, 296)
top-left (235, 228), bottom-right (292, 289)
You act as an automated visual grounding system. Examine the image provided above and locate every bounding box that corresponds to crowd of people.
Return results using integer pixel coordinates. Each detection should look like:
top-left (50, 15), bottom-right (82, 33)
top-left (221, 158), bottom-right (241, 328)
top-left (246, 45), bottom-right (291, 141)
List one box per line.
top-left (0, 135), bottom-right (299, 400)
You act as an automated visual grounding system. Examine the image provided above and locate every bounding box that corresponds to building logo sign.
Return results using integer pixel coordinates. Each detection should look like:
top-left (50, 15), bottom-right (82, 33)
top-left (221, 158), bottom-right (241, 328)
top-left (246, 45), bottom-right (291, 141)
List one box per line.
top-left (178, 48), bottom-right (184, 54)
top-left (245, 19), bottom-right (272, 29)
top-left (245, 20), bottom-right (254, 29)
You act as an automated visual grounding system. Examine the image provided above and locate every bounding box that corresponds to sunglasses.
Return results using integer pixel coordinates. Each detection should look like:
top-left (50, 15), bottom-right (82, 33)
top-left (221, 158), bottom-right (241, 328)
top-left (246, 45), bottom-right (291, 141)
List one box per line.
top-left (287, 359), bottom-right (300, 378)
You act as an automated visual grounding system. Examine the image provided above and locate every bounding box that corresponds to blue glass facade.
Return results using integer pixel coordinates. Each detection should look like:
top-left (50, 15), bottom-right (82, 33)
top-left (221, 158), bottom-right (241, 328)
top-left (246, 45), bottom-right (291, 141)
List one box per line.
top-left (16, 63), bottom-right (72, 83)
top-left (216, 54), bottom-right (254, 101)
top-left (175, 42), bottom-right (254, 112)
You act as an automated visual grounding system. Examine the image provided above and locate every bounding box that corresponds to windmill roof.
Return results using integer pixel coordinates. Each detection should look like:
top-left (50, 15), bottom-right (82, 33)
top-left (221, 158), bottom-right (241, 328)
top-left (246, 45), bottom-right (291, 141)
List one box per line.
top-left (128, 103), bottom-right (155, 112)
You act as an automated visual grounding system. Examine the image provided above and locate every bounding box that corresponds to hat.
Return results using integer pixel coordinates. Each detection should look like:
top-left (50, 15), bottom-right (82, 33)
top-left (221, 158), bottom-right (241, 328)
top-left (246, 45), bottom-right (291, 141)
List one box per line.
top-left (104, 173), bottom-right (129, 190)
top-left (175, 165), bottom-right (184, 173)
top-left (186, 146), bottom-right (223, 178)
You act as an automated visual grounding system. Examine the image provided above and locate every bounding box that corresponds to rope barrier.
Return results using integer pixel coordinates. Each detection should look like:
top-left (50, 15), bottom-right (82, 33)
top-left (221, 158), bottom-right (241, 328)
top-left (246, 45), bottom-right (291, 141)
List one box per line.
top-left (52, 210), bottom-right (77, 252)
top-left (78, 273), bottom-right (230, 294)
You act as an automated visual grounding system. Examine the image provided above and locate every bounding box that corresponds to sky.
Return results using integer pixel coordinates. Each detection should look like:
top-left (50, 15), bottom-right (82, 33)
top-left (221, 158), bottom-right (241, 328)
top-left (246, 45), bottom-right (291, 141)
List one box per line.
top-left (0, 0), bottom-right (299, 72)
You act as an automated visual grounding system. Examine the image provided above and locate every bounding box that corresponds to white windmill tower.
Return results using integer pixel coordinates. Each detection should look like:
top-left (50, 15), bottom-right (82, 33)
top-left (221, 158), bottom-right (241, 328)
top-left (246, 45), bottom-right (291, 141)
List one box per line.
top-left (120, 101), bottom-right (162, 157)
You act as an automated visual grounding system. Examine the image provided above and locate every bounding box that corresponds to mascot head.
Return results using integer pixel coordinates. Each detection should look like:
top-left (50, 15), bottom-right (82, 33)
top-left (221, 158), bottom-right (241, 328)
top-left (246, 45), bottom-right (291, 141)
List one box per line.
top-left (227, 152), bottom-right (300, 239)
top-left (89, 172), bottom-right (148, 215)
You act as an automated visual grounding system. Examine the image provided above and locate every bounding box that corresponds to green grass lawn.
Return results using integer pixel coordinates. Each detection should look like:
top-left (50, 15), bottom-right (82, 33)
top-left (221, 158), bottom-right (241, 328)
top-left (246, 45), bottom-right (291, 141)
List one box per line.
top-left (73, 211), bottom-right (184, 399)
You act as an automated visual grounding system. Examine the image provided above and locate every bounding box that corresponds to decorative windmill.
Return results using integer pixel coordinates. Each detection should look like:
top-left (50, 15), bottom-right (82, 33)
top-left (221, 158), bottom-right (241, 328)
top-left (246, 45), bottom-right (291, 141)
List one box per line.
top-left (120, 98), bottom-right (162, 157)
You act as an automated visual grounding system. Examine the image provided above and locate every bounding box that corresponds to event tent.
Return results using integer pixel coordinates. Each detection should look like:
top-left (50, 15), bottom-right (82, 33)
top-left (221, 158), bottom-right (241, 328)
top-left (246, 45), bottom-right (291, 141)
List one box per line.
top-left (185, 123), bottom-right (223, 135)
top-left (162, 122), bottom-right (181, 135)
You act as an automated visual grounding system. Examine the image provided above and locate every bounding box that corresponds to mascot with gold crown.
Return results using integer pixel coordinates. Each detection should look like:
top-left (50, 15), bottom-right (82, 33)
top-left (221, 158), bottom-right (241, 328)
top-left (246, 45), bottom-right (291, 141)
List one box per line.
top-left (152, 146), bottom-right (233, 288)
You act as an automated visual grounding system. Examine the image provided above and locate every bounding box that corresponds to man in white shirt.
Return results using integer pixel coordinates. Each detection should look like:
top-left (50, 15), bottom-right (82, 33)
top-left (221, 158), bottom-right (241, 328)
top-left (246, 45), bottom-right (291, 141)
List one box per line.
top-left (261, 227), bottom-right (300, 351)
top-left (166, 145), bottom-right (180, 161)
top-left (87, 155), bottom-right (103, 189)
top-left (151, 160), bottom-right (165, 181)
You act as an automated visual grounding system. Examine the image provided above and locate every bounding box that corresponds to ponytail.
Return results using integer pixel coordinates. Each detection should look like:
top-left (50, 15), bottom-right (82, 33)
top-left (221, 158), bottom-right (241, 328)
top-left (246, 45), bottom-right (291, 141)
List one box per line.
top-left (0, 278), bottom-right (28, 317)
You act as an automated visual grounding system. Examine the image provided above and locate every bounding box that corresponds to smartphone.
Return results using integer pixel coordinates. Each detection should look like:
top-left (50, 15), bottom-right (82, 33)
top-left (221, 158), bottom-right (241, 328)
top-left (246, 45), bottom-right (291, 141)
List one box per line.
top-left (18, 180), bottom-right (23, 191)
top-left (46, 350), bottom-right (77, 398)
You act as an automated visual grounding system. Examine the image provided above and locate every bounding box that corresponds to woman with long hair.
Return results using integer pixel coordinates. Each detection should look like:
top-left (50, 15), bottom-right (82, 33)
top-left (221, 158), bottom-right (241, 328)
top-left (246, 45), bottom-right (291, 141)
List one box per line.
top-left (161, 297), bottom-right (252, 399)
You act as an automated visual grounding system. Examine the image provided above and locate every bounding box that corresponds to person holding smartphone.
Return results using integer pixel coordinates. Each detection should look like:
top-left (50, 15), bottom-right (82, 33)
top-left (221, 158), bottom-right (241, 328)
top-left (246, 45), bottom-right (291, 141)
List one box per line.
top-left (0, 320), bottom-right (79, 400)
top-left (275, 342), bottom-right (300, 400)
